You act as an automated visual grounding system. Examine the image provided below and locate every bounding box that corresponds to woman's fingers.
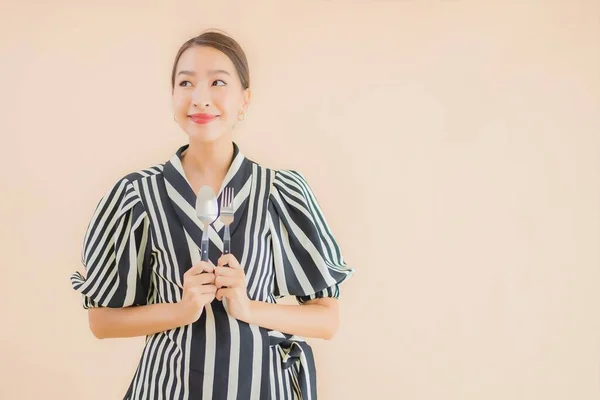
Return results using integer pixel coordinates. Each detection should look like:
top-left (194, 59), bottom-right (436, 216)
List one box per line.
top-left (186, 284), bottom-right (217, 302)
top-left (184, 264), bottom-right (204, 277)
top-left (184, 264), bottom-right (216, 290)
top-left (214, 266), bottom-right (240, 278)
top-left (198, 284), bottom-right (218, 295)
top-left (215, 275), bottom-right (240, 289)
top-left (184, 259), bottom-right (243, 292)
top-left (185, 261), bottom-right (213, 277)
top-left (193, 273), bottom-right (215, 286)
top-left (217, 254), bottom-right (241, 269)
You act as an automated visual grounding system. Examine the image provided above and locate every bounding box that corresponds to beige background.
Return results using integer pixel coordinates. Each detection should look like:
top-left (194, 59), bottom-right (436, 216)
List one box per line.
top-left (1, 0), bottom-right (599, 399)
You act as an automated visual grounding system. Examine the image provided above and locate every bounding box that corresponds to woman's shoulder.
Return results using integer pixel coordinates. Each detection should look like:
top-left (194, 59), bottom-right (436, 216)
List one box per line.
top-left (120, 163), bottom-right (166, 185)
top-left (258, 165), bottom-right (319, 209)
top-left (97, 164), bottom-right (166, 210)
top-left (270, 168), bottom-right (311, 192)
top-left (247, 158), bottom-right (306, 184)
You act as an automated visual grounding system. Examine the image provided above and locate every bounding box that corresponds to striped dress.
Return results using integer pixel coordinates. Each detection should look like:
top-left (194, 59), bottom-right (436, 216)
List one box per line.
top-left (70, 143), bottom-right (354, 400)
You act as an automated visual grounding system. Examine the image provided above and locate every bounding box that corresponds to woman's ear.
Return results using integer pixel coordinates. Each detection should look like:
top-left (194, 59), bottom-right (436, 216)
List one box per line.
top-left (242, 88), bottom-right (251, 111)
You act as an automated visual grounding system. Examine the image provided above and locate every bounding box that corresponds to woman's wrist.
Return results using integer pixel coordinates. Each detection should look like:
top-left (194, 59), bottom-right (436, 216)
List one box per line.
top-left (173, 301), bottom-right (194, 326)
top-left (240, 298), bottom-right (339, 340)
top-left (244, 300), bottom-right (259, 325)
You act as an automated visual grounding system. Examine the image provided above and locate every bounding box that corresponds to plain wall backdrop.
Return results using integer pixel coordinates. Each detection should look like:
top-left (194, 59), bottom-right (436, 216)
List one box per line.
top-left (1, 0), bottom-right (599, 399)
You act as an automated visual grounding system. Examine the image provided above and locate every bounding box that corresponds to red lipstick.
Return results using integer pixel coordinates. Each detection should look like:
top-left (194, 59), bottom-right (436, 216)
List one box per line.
top-left (189, 113), bottom-right (218, 124)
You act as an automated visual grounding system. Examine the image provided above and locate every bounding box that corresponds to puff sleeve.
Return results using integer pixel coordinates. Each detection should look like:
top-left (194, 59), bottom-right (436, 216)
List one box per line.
top-left (268, 170), bottom-right (354, 304)
top-left (70, 177), bottom-right (153, 309)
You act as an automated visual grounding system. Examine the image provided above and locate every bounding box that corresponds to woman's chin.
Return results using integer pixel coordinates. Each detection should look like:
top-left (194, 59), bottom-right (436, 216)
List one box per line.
top-left (185, 126), bottom-right (227, 143)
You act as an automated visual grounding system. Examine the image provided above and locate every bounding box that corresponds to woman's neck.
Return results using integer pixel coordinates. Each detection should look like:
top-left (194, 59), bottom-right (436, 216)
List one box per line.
top-left (181, 137), bottom-right (234, 195)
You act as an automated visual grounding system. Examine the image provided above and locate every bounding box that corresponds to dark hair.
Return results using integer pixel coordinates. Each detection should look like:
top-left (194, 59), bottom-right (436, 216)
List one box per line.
top-left (171, 30), bottom-right (250, 91)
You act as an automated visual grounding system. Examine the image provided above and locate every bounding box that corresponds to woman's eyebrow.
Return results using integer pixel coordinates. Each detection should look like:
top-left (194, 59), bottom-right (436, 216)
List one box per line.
top-left (176, 69), bottom-right (231, 77)
top-left (207, 69), bottom-right (231, 76)
top-left (177, 70), bottom-right (195, 77)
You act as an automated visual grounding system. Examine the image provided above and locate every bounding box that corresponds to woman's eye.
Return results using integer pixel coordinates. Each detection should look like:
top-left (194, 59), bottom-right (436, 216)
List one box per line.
top-left (212, 80), bottom-right (226, 87)
top-left (179, 81), bottom-right (192, 87)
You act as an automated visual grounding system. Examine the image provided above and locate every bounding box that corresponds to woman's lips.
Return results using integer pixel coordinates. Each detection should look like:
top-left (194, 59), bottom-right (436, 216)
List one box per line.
top-left (189, 113), bottom-right (218, 124)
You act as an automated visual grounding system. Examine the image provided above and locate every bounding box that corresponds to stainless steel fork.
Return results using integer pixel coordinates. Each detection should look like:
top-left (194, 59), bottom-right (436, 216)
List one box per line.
top-left (220, 187), bottom-right (235, 256)
top-left (219, 187), bottom-right (234, 312)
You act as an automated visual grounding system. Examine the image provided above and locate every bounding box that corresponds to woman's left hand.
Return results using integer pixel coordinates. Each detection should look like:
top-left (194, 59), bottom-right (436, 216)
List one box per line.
top-left (215, 254), bottom-right (252, 322)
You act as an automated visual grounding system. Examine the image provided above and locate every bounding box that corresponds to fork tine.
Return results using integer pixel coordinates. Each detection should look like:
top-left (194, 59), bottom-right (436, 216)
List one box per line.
top-left (222, 187), bottom-right (233, 209)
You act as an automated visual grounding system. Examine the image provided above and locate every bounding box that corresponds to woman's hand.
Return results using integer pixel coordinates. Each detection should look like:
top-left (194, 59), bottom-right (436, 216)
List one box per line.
top-left (215, 254), bottom-right (252, 322)
top-left (178, 262), bottom-right (217, 325)
top-left (213, 255), bottom-right (338, 339)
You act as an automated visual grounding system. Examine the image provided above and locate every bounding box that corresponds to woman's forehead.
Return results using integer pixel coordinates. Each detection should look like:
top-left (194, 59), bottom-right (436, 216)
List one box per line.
top-left (176, 46), bottom-right (235, 75)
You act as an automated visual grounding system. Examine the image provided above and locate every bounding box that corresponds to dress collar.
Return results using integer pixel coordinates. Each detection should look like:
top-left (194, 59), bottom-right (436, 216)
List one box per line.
top-left (162, 142), bottom-right (254, 257)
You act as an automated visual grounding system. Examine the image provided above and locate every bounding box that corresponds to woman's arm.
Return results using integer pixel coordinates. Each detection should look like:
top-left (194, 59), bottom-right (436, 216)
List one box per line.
top-left (87, 262), bottom-right (217, 339)
top-left (247, 297), bottom-right (339, 340)
top-left (214, 255), bottom-right (341, 340)
top-left (88, 303), bottom-right (187, 339)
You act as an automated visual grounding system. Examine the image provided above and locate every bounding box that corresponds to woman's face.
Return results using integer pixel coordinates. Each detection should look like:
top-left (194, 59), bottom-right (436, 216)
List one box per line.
top-left (172, 45), bottom-right (250, 143)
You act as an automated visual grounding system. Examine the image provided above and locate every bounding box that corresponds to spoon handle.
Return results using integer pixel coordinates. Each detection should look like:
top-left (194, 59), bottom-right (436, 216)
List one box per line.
top-left (223, 225), bottom-right (231, 255)
top-left (200, 228), bottom-right (209, 262)
top-left (201, 239), bottom-right (209, 262)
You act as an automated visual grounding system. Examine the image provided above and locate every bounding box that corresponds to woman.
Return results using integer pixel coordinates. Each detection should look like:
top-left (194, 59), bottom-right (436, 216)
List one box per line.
top-left (71, 30), bottom-right (354, 400)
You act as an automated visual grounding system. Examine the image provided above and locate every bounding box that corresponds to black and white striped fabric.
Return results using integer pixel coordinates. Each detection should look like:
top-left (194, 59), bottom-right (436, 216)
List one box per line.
top-left (70, 143), bottom-right (354, 400)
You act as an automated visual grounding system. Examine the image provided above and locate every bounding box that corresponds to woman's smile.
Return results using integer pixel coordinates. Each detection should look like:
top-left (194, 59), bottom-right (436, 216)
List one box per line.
top-left (188, 113), bottom-right (219, 124)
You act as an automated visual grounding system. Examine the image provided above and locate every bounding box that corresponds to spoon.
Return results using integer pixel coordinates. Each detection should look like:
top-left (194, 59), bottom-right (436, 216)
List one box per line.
top-left (195, 185), bottom-right (218, 262)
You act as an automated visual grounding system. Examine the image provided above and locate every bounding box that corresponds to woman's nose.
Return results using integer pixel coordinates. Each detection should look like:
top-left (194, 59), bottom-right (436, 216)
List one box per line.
top-left (191, 86), bottom-right (210, 108)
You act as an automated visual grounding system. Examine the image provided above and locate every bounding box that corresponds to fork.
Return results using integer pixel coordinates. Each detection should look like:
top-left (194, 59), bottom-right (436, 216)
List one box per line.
top-left (220, 187), bottom-right (235, 257)
top-left (219, 187), bottom-right (234, 312)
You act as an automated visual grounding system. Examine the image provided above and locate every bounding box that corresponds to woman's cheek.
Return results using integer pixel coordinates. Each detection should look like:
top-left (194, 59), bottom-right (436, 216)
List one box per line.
top-left (172, 96), bottom-right (189, 116)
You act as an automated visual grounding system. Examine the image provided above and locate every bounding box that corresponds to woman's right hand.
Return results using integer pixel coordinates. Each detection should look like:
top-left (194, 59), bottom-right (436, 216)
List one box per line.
top-left (178, 262), bottom-right (217, 325)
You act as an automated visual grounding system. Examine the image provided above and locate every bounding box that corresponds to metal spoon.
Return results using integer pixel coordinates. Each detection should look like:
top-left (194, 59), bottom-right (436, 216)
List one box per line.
top-left (195, 185), bottom-right (218, 262)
